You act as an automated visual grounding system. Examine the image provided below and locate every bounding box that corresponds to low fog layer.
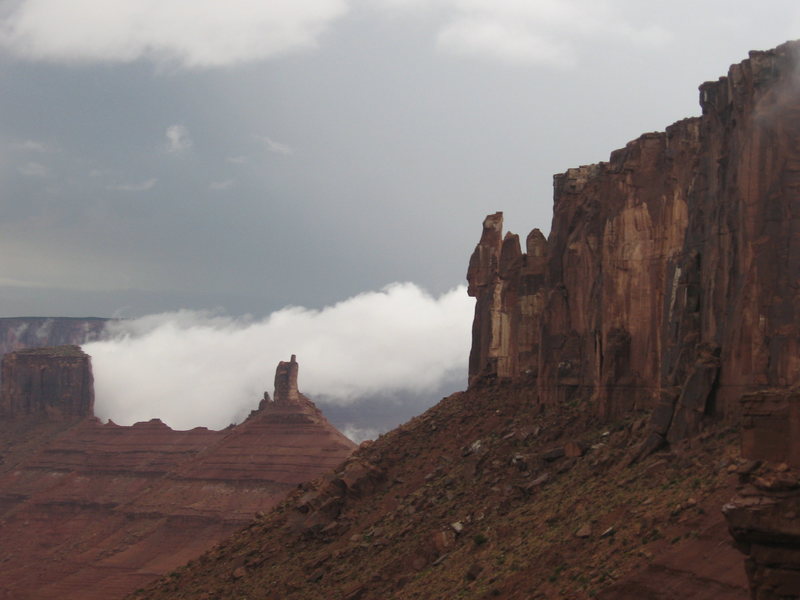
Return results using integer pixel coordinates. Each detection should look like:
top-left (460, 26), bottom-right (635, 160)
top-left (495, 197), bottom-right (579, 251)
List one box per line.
top-left (320, 383), bottom-right (461, 443)
top-left (84, 283), bottom-right (472, 435)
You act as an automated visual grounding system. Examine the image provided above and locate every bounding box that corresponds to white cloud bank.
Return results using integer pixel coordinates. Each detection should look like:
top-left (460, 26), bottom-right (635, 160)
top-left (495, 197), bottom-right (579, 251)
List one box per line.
top-left (0, 0), bottom-right (669, 68)
top-left (84, 282), bottom-right (472, 431)
top-left (431, 0), bottom-right (671, 66)
top-left (0, 0), bottom-right (350, 67)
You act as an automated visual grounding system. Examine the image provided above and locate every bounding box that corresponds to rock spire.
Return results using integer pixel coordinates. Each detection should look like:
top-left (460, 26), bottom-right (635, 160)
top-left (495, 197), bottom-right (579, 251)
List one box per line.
top-left (273, 354), bottom-right (300, 405)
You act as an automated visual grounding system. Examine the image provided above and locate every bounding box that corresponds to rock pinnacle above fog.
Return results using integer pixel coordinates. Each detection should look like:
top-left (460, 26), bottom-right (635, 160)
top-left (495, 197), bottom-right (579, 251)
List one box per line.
top-left (274, 354), bottom-right (300, 405)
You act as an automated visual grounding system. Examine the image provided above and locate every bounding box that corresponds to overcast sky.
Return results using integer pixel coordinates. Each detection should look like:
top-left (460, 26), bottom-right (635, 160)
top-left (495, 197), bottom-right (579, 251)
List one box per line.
top-left (1, 0), bottom-right (798, 318)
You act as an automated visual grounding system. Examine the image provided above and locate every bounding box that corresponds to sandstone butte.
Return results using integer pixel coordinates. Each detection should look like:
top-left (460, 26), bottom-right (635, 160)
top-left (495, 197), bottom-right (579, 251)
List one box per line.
top-left (0, 348), bottom-right (355, 600)
top-left (115, 41), bottom-right (800, 600)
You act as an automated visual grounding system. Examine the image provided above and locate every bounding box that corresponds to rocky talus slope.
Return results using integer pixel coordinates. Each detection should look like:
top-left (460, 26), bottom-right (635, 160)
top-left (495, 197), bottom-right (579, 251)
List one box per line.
top-left (0, 352), bottom-right (355, 600)
top-left (128, 384), bottom-right (754, 599)
top-left (129, 41), bottom-right (800, 599)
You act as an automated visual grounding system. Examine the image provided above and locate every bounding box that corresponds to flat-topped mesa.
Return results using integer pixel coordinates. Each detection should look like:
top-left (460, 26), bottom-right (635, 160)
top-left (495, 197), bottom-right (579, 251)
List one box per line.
top-left (0, 350), bottom-right (356, 598)
top-left (273, 354), bottom-right (301, 405)
top-left (467, 40), bottom-right (800, 451)
top-left (0, 345), bottom-right (94, 419)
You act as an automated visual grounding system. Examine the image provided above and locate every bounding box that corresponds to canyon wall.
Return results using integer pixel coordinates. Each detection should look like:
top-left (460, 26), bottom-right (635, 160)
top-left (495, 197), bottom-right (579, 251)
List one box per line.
top-left (468, 42), bottom-right (800, 451)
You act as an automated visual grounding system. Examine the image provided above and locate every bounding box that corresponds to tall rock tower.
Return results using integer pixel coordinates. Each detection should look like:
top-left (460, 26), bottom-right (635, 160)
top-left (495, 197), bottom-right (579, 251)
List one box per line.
top-left (273, 354), bottom-right (300, 405)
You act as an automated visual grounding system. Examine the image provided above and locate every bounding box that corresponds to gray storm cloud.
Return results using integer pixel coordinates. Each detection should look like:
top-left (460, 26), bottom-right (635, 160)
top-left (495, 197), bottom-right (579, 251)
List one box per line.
top-left (0, 0), bottom-right (672, 69)
top-left (0, 0), bottom-right (350, 67)
top-left (84, 282), bottom-right (472, 431)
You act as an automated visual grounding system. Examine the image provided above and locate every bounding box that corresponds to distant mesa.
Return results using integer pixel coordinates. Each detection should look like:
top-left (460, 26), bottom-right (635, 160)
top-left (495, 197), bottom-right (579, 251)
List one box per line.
top-left (0, 344), bottom-right (94, 419)
top-left (0, 348), bottom-right (355, 598)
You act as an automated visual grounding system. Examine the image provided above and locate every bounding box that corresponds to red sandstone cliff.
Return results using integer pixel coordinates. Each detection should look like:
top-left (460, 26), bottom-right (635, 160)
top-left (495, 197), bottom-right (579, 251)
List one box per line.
top-left (0, 351), bottom-right (354, 600)
top-left (468, 42), bottom-right (800, 458)
top-left (465, 42), bottom-right (800, 598)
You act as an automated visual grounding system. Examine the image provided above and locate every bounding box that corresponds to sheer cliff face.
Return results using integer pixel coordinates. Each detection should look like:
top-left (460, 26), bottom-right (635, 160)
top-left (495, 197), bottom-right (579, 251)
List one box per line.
top-left (468, 42), bottom-right (800, 443)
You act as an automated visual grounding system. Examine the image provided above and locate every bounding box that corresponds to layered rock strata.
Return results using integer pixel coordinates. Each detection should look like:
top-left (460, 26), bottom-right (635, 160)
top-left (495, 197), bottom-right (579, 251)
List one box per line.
top-left (0, 352), bottom-right (355, 600)
top-left (468, 42), bottom-right (800, 451)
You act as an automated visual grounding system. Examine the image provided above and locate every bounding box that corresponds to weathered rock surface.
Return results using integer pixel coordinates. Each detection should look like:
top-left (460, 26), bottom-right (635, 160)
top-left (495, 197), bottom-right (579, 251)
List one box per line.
top-left (0, 352), bottom-right (355, 600)
top-left (0, 345), bottom-right (94, 418)
top-left (468, 42), bottom-right (800, 453)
